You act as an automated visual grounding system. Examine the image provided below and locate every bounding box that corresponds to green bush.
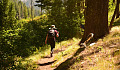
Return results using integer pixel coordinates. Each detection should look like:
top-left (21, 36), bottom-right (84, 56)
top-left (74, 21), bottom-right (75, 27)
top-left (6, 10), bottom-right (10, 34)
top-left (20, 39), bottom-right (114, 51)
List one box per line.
top-left (0, 18), bottom-right (49, 69)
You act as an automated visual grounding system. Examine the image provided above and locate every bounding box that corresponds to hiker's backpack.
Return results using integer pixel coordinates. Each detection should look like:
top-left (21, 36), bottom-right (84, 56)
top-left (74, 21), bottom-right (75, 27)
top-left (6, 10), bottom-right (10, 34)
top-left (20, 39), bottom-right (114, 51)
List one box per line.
top-left (48, 29), bottom-right (55, 38)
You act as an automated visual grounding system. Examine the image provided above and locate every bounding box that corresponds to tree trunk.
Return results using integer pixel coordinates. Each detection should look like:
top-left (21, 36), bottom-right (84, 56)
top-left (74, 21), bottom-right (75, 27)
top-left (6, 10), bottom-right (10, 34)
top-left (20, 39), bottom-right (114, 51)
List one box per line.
top-left (80, 0), bottom-right (109, 44)
top-left (109, 0), bottom-right (119, 29)
top-left (116, 0), bottom-right (119, 18)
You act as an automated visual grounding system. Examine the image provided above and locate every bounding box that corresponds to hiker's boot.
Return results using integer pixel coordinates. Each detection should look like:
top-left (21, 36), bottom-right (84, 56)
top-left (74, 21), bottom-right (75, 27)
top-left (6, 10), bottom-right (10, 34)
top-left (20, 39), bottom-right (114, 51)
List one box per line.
top-left (50, 48), bottom-right (54, 57)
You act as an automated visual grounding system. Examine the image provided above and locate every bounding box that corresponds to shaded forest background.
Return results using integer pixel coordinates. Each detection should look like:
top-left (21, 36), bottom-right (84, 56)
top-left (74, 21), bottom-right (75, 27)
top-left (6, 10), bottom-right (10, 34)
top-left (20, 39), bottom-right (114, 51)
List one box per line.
top-left (0, 0), bottom-right (118, 69)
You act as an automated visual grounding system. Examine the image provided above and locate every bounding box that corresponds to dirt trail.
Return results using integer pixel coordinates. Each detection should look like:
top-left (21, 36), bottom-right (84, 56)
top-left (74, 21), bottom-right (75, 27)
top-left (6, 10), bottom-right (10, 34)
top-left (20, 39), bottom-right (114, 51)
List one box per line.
top-left (36, 55), bottom-right (56, 70)
top-left (36, 43), bottom-right (73, 70)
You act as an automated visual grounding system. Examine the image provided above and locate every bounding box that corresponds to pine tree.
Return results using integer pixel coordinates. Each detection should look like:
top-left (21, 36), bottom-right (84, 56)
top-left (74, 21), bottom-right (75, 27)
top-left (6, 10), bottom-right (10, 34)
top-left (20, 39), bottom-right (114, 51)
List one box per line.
top-left (14, 0), bottom-right (19, 19)
top-left (28, 8), bottom-right (31, 18)
top-left (0, 0), bottom-right (9, 30)
top-left (35, 0), bottom-right (52, 15)
top-left (8, 2), bottom-right (16, 28)
top-left (18, 1), bottom-right (22, 19)
top-left (20, 2), bottom-right (24, 18)
top-left (32, 7), bottom-right (35, 18)
top-left (24, 3), bottom-right (28, 19)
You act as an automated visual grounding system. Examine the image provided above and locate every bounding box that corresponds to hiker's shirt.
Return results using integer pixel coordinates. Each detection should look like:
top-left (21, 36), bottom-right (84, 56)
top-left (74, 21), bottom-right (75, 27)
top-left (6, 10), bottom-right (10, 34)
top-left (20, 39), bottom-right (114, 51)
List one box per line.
top-left (48, 30), bottom-right (59, 42)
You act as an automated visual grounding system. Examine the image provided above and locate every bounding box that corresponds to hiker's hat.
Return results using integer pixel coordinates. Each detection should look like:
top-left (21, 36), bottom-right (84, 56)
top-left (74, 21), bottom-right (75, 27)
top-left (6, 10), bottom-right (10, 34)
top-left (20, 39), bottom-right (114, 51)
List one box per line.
top-left (49, 25), bottom-right (57, 29)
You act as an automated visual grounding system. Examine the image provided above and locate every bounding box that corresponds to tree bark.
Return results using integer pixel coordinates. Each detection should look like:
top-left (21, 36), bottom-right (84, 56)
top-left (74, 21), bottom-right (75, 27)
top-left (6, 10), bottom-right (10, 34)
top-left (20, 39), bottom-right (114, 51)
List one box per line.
top-left (116, 0), bottom-right (119, 18)
top-left (80, 0), bottom-right (109, 44)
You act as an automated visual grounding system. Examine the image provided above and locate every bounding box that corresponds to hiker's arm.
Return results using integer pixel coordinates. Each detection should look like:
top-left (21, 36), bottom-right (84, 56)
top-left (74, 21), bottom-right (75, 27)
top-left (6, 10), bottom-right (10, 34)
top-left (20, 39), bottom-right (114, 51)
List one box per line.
top-left (45, 34), bottom-right (48, 44)
top-left (56, 32), bottom-right (59, 37)
top-left (55, 30), bottom-right (59, 37)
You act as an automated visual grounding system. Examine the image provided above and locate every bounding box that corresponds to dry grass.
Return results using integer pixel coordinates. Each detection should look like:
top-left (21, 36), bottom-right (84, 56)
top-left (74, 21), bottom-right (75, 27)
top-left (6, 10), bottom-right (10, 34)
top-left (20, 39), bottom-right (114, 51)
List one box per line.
top-left (88, 58), bottom-right (117, 70)
top-left (68, 26), bottom-right (120, 70)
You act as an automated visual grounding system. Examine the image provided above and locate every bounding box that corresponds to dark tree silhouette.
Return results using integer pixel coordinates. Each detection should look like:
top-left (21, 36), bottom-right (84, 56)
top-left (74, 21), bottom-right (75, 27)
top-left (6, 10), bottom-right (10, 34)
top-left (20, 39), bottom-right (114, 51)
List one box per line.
top-left (80, 0), bottom-right (109, 44)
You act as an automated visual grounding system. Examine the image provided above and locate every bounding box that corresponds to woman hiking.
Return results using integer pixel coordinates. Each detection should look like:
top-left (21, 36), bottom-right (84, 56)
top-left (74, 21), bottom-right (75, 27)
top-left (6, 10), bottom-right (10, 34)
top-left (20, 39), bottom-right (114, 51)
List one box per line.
top-left (45, 25), bottom-right (59, 57)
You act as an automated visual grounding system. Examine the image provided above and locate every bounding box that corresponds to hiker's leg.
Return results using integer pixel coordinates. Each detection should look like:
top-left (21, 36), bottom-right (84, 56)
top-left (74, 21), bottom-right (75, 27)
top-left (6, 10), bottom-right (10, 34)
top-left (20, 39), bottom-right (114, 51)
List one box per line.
top-left (48, 38), bottom-right (55, 57)
top-left (51, 41), bottom-right (55, 52)
top-left (50, 44), bottom-right (53, 57)
top-left (51, 47), bottom-right (54, 53)
top-left (50, 41), bottom-right (55, 57)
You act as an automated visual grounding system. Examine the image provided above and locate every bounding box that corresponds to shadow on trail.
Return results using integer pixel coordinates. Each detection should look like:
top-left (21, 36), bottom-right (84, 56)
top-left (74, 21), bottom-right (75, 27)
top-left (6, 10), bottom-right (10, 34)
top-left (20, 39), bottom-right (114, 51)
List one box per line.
top-left (38, 60), bottom-right (56, 66)
top-left (54, 47), bottom-right (100, 70)
top-left (73, 47), bottom-right (85, 57)
top-left (54, 47), bottom-right (85, 70)
top-left (42, 56), bottom-right (51, 58)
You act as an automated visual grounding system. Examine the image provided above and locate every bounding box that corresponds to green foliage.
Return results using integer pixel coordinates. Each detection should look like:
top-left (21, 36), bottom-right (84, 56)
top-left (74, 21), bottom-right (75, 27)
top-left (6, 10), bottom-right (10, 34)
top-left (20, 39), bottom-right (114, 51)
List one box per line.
top-left (24, 3), bottom-right (28, 19)
top-left (27, 8), bottom-right (31, 18)
top-left (8, 2), bottom-right (16, 28)
top-left (0, 13), bottom-right (50, 69)
top-left (0, 0), bottom-right (41, 68)
top-left (47, 0), bottom-right (84, 40)
top-left (0, 0), bottom-right (9, 29)
top-left (0, 29), bottom-right (19, 69)
top-left (109, 0), bottom-right (115, 12)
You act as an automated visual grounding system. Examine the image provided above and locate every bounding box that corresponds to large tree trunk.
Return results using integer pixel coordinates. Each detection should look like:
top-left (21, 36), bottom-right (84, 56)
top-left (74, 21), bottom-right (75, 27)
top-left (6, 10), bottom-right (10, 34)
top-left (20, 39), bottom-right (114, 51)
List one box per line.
top-left (80, 0), bottom-right (109, 44)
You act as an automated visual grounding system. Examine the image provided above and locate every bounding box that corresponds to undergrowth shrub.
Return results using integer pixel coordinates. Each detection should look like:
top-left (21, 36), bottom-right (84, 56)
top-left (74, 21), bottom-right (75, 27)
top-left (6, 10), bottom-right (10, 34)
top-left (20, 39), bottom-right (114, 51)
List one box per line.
top-left (0, 18), bottom-right (49, 69)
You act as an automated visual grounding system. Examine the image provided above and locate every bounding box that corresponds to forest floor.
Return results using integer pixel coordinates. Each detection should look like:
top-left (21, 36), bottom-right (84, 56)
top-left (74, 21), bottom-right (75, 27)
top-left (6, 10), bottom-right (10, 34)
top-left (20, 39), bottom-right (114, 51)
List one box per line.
top-left (35, 26), bottom-right (120, 70)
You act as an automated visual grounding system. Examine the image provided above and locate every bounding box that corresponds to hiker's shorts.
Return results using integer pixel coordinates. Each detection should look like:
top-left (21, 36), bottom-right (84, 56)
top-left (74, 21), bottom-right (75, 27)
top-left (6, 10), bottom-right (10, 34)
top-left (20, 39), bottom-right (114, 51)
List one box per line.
top-left (48, 38), bottom-right (55, 49)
